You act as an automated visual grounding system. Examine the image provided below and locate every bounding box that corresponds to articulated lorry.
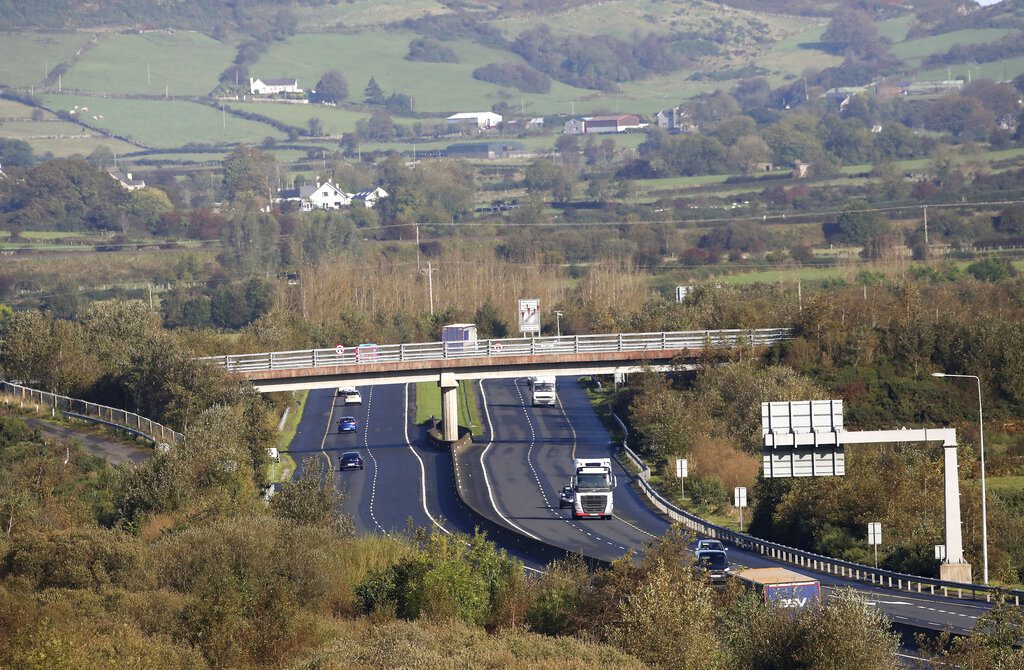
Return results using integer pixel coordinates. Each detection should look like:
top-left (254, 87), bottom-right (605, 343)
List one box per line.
top-left (734, 567), bottom-right (821, 608)
top-left (570, 457), bottom-right (616, 520)
top-left (531, 376), bottom-right (557, 406)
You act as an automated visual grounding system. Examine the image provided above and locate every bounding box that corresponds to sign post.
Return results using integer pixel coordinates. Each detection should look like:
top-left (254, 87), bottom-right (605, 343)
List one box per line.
top-left (868, 522), bottom-right (882, 568)
top-left (518, 298), bottom-right (540, 336)
top-left (676, 458), bottom-right (688, 499)
top-left (734, 486), bottom-right (747, 531)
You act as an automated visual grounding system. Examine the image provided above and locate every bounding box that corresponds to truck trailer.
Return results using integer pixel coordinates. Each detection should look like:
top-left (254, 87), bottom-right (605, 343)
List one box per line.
top-left (733, 567), bottom-right (821, 608)
top-left (570, 457), bottom-right (616, 520)
top-left (442, 323), bottom-right (478, 353)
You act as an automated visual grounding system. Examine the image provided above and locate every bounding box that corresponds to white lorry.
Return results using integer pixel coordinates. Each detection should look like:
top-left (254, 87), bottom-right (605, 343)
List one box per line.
top-left (531, 376), bottom-right (557, 406)
top-left (570, 457), bottom-right (616, 520)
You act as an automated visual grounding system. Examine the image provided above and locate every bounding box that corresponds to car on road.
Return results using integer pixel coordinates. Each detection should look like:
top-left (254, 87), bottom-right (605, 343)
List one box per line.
top-left (695, 539), bottom-right (727, 553)
top-left (337, 387), bottom-right (362, 405)
top-left (339, 451), bottom-right (364, 471)
top-left (558, 485), bottom-right (575, 508)
top-left (694, 549), bottom-right (730, 584)
top-left (337, 416), bottom-right (358, 433)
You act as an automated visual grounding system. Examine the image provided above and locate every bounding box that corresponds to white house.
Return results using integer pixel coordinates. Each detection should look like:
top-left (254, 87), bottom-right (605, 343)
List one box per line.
top-left (446, 112), bottom-right (503, 129)
top-left (250, 77), bottom-right (301, 96)
top-left (276, 180), bottom-right (352, 211)
top-left (109, 171), bottom-right (146, 191)
top-left (351, 186), bottom-right (389, 208)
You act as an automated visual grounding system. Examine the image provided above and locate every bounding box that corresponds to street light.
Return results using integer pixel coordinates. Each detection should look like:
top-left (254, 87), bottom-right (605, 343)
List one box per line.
top-left (555, 310), bottom-right (563, 337)
top-left (931, 371), bottom-right (988, 585)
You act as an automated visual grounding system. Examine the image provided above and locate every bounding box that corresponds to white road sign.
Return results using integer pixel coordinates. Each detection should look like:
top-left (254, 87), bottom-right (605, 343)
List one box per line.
top-left (676, 458), bottom-right (688, 478)
top-left (518, 298), bottom-right (540, 334)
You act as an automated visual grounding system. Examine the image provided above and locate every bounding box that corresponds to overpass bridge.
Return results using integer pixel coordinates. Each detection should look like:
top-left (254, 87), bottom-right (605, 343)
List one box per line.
top-left (204, 328), bottom-right (793, 440)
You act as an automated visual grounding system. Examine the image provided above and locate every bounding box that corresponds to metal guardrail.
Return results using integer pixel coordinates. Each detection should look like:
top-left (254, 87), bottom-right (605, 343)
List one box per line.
top-left (611, 413), bottom-right (1024, 606)
top-left (0, 380), bottom-right (184, 446)
top-left (202, 328), bottom-right (794, 374)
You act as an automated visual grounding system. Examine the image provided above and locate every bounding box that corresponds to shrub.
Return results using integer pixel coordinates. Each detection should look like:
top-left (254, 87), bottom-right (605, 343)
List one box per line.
top-left (472, 62), bottom-right (551, 93)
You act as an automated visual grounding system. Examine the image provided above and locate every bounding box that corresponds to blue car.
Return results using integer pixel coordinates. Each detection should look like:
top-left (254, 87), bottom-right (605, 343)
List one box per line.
top-left (337, 416), bottom-right (358, 433)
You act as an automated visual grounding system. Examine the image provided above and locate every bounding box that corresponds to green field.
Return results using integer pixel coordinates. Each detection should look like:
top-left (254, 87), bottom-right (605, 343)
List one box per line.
top-left (253, 31), bottom-right (594, 115)
top-left (987, 476), bottom-right (1024, 493)
top-left (0, 119), bottom-right (93, 138)
top-left (876, 16), bottom-right (915, 43)
top-left (890, 28), bottom-right (1014, 64)
top-left (0, 98), bottom-right (46, 119)
top-left (42, 94), bottom-right (284, 148)
top-left (917, 54), bottom-right (1024, 84)
top-left (232, 101), bottom-right (370, 136)
top-left (0, 32), bottom-right (94, 87)
top-left (290, 0), bottom-right (449, 30)
top-left (63, 31), bottom-right (235, 96)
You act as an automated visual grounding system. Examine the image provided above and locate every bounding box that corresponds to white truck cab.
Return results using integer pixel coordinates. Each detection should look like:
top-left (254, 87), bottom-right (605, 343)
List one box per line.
top-left (531, 376), bottom-right (557, 406)
top-left (570, 457), bottom-right (616, 520)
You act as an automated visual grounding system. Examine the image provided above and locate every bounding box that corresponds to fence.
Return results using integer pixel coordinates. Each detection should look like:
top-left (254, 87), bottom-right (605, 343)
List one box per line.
top-left (611, 414), bottom-right (1024, 606)
top-left (203, 328), bottom-right (794, 374)
top-left (0, 380), bottom-right (184, 447)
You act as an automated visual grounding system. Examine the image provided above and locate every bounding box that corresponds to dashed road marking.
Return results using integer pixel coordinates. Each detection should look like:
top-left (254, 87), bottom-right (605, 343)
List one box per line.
top-left (402, 382), bottom-right (451, 536)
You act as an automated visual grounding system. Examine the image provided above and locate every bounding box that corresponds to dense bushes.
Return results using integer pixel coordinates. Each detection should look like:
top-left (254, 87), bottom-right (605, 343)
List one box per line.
top-left (472, 62), bottom-right (551, 93)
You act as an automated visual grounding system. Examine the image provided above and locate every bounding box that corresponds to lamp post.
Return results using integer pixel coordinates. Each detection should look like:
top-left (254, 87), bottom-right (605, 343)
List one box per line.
top-left (931, 372), bottom-right (988, 585)
top-left (555, 310), bottom-right (563, 337)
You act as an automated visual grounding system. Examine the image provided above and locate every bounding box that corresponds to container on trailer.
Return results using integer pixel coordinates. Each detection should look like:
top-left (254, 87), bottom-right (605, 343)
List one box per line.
top-left (442, 323), bottom-right (478, 354)
top-left (733, 567), bottom-right (821, 608)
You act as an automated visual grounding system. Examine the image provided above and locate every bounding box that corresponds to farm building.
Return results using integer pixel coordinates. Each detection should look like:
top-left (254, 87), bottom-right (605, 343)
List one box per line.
top-left (351, 186), bottom-right (388, 208)
top-left (563, 114), bottom-right (643, 135)
top-left (446, 112), bottom-right (503, 129)
top-left (109, 171), bottom-right (146, 191)
top-left (446, 141), bottom-right (526, 159)
top-left (655, 107), bottom-right (697, 133)
top-left (250, 77), bottom-right (302, 95)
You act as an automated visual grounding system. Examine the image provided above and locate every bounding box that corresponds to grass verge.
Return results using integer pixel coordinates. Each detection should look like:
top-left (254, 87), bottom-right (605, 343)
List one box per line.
top-left (270, 390), bottom-right (306, 482)
top-left (414, 380), bottom-right (481, 432)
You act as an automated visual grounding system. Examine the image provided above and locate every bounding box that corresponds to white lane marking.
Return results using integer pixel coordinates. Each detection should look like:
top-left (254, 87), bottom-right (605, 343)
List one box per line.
top-left (402, 382), bottom-right (451, 536)
top-left (360, 386), bottom-right (385, 533)
top-left (479, 379), bottom-right (543, 542)
top-left (823, 585), bottom-right (981, 621)
top-left (317, 389), bottom-right (338, 472)
top-left (513, 379), bottom-right (627, 551)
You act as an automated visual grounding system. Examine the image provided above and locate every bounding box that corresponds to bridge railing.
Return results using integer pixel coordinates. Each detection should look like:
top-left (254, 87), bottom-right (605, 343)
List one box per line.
top-left (0, 380), bottom-right (184, 446)
top-left (202, 328), bottom-right (794, 374)
top-left (612, 413), bottom-right (1024, 606)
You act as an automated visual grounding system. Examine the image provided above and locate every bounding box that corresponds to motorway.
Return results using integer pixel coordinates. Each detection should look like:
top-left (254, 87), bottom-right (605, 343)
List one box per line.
top-left (290, 376), bottom-right (996, 636)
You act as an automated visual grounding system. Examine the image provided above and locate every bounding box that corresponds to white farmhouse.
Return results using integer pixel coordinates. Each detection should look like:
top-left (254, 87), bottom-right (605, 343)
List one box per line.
top-left (109, 171), bottom-right (146, 191)
top-left (250, 77), bottom-right (301, 96)
top-left (276, 180), bottom-right (352, 211)
top-left (351, 186), bottom-right (389, 208)
top-left (446, 112), bottom-right (503, 129)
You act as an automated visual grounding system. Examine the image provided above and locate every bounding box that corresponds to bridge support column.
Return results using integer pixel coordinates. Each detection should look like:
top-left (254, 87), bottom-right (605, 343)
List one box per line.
top-left (940, 443), bottom-right (973, 583)
top-left (438, 373), bottom-right (460, 443)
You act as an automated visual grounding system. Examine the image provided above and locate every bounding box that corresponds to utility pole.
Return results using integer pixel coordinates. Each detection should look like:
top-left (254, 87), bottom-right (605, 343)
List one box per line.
top-left (923, 205), bottom-right (928, 245)
top-left (427, 261), bottom-right (434, 316)
top-left (147, 283), bottom-right (154, 310)
top-left (415, 224), bottom-right (420, 272)
top-left (147, 62), bottom-right (151, 86)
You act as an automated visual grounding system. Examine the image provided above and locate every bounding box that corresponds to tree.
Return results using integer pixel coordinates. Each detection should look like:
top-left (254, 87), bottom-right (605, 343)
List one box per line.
top-left (0, 138), bottom-right (34, 167)
top-left (832, 199), bottom-right (891, 245)
top-left (86, 145), bottom-right (115, 169)
top-left (217, 203), bottom-right (281, 275)
top-left (127, 187), bottom-right (174, 233)
top-left (967, 258), bottom-right (1016, 282)
top-left (269, 456), bottom-right (348, 529)
top-left (822, 8), bottom-right (885, 59)
top-left (994, 203), bottom-right (1024, 234)
top-left (306, 117), bottom-right (323, 137)
top-left (221, 146), bottom-right (276, 202)
top-left (314, 69), bottom-right (348, 103)
top-left (363, 77), bottom-right (384, 105)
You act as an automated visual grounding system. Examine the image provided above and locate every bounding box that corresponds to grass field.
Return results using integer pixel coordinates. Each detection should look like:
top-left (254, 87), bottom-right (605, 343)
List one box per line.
top-left (0, 32), bottom-right (94, 87)
top-left (917, 54), bottom-right (1024, 85)
top-left (41, 93), bottom-right (284, 148)
top-left (63, 31), bottom-right (235, 96)
top-left (414, 380), bottom-right (482, 433)
top-left (987, 476), bottom-right (1024, 493)
top-left (0, 98), bottom-right (48, 119)
top-left (231, 101), bottom-right (369, 136)
top-left (890, 28), bottom-right (1014, 65)
top-left (0, 119), bottom-right (95, 139)
top-left (269, 390), bottom-right (306, 482)
top-left (253, 31), bottom-right (593, 115)
top-left (290, 0), bottom-right (449, 30)
top-left (876, 16), bottom-right (915, 43)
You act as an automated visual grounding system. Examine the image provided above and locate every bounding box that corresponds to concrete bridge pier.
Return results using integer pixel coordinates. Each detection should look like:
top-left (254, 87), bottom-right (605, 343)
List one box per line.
top-left (940, 443), bottom-right (973, 584)
top-left (439, 373), bottom-right (460, 443)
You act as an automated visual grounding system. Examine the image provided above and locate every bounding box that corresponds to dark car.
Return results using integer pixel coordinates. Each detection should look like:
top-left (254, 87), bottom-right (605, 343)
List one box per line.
top-left (694, 549), bottom-right (730, 584)
top-left (558, 485), bottom-right (575, 508)
top-left (339, 451), bottom-right (364, 471)
top-left (337, 416), bottom-right (358, 433)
